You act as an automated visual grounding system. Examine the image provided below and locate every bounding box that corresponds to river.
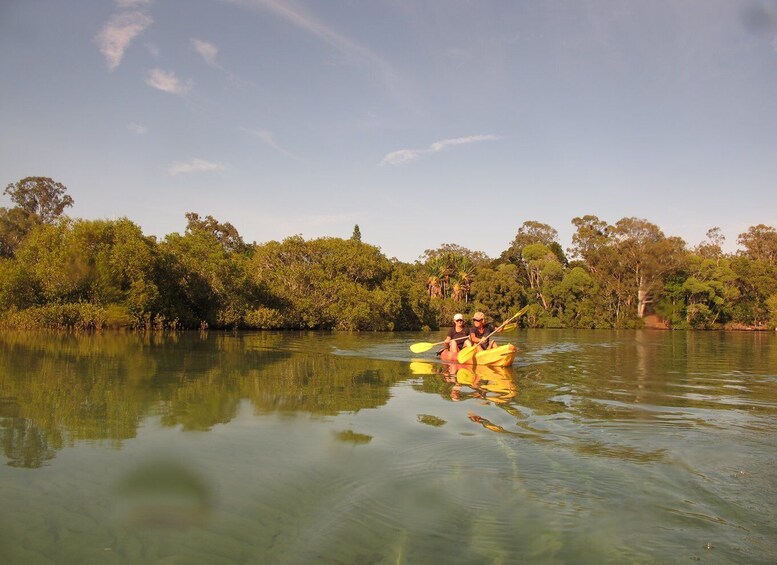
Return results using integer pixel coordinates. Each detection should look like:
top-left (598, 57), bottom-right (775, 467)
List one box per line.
top-left (1, 329), bottom-right (775, 564)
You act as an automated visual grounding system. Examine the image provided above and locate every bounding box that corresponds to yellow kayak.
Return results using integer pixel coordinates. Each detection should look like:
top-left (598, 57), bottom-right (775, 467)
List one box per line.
top-left (473, 344), bottom-right (516, 367)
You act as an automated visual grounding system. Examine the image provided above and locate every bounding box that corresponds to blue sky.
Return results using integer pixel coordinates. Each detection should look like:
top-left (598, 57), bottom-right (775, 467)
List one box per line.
top-left (1, 0), bottom-right (776, 262)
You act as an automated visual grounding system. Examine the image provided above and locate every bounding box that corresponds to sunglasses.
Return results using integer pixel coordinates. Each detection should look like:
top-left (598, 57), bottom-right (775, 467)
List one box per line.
top-left (455, 320), bottom-right (464, 323)
top-left (474, 319), bottom-right (484, 323)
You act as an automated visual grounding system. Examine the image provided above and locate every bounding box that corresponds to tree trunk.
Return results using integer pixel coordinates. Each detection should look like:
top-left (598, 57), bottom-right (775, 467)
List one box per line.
top-left (638, 287), bottom-right (648, 318)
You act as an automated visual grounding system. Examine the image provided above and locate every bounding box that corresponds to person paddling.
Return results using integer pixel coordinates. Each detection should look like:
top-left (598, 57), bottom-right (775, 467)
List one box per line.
top-left (469, 312), bottom-right (500, 352)
top-left (440, 313), bottom-right (470, 361)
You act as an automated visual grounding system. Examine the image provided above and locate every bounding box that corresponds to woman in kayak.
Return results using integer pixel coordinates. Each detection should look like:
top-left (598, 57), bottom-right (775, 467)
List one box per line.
top-left (469, 312), bottom-right (499, 352)
top-left (440, 313), bottom-right (470, 361)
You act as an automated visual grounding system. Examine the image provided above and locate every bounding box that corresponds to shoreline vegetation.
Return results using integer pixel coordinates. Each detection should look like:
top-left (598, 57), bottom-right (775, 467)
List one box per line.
top-left (2, 177), bottom-right (776, 332)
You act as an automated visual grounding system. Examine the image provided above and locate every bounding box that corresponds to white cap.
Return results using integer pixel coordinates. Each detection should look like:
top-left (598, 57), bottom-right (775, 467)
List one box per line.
top-left (453, 313), bottom-right (464, 321)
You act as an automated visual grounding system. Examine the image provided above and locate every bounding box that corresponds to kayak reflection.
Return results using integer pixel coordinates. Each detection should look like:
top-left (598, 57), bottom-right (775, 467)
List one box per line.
top-left (439, 343), bottom-right (517, 367)
top-left (451, 364), bottom-right (517, 404)
top-left (411, 361), bottom-right (516, 404)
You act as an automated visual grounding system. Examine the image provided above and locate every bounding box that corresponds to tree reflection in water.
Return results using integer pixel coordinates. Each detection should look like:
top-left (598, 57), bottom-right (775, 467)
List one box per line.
top-left (2, 329), bottom-right (775, 468)
top-left (0, 331), bottom-right (401, 468)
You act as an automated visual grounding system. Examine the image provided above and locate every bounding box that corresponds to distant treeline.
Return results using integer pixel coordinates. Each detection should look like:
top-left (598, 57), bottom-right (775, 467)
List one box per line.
top-left (1, 177), bottom-right (776, 331)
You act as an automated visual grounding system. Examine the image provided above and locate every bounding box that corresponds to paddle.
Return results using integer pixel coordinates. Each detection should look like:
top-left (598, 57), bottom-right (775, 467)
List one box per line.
top-left (412, 322), bottom-right (520, 355)
top-left (456, 305), bottom-right (530, 364)
top-left (410, 335), bottom-right (467, 354)
top-left (438, 322), bottom-right (521, 353)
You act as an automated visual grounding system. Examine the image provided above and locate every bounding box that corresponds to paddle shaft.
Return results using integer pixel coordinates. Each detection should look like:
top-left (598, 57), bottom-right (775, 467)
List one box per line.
top-left (473, 311), bottom-right (518, 347)
top-left (457, 305), bottom-right (529, 363)
top-left (434, 335), bottom-right (469, 347)
top-left (410, 334), bottom-right (469, 353)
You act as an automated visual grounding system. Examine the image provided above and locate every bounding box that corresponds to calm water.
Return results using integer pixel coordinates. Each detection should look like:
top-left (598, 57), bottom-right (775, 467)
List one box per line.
top-left (1, 330), bottom-right (776, 564)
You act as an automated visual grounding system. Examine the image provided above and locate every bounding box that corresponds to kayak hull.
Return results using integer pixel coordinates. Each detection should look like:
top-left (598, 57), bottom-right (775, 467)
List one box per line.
top-left (441, 344), bottom-right (516, 367)
top-left (439, 349), bottom-right (458, 363)
top-left (474, 344), bottom-right (516, 367)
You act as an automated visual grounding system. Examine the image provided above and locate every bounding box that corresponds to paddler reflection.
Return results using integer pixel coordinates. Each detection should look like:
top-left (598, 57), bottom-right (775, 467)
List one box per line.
top-left (454, 364), bottom-right (516, 404)
top-left (410, 361), bottom-right (517, 404)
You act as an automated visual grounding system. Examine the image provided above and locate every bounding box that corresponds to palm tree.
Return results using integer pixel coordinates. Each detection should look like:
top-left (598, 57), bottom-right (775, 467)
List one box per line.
top-left (454, 256), bottom-right (475, 302)
top-left (426, 273), bottom-right (442, 298)
top-left (451, 281), bottom-right (465, 301)
top-left (425, 257), bottom-right (446, 298)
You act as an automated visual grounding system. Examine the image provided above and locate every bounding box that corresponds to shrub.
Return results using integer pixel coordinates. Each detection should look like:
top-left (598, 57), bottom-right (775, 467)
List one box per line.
top-left (0, 303), bottom-right (107, 330)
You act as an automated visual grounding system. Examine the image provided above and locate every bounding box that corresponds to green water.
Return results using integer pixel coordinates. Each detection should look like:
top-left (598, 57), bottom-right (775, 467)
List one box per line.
top-left (1, 330), bottom-right (775, 564)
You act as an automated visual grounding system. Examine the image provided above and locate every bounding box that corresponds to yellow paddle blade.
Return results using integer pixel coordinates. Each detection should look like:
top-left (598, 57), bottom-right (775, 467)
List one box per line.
top-left (410, 342), bottom-right (436, 354)
top-left (456, 344), bottom-right (477, 364)
top-left (501, 322), bottom-right (517, 332)
top-left (410, 361), bottom-right (435, 375)
top-left (456, 368), bottom-right (476, 385)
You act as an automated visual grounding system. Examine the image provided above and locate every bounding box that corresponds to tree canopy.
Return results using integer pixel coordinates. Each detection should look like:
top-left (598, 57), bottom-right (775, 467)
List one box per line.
top-left (4, 177), bottom-right (73, 224)
top-left (1, 176), bottom-right (775, 331)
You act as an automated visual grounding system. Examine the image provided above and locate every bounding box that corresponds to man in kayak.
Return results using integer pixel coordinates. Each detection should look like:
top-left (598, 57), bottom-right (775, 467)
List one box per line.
top-left (469, 312), bottom-right (499, 352)
top-left (441, 313), bottom-right (470, 361)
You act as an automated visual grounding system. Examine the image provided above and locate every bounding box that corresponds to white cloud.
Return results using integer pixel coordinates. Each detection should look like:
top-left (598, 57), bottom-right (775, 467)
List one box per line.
top-left (95, 11), bottom-right (153, 70)
top-left (128, 123), bottom-right (147, 135)
top-left (145, 42), bottom-right (160, 58)
top-left (192, 39), bottom-right (218, 66)
top-left (116, 0), bottom-right (152, 7)
top-left (379, 134), bottom-right (502, 166)
top-left (224, 0), bottom-right (408, 102)
top-left (145, 68), bottom-right (192, 94)
top-left (241, 127), bottom-right (301, 160)
top-left (379, 149), bottom-right (422, 167)
top-left (166, 159), bottom-right (226, 176)
top-left (244, 128), bottom-right (279, 148)
top-left (430, 135), bottom-right (501, 151)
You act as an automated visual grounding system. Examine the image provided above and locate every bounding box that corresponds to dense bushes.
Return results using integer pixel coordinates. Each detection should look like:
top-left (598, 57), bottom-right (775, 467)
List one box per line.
top-left (2, 303), bottom-right (108, 330)
top-left (1, 178), bottom-right (775, 330)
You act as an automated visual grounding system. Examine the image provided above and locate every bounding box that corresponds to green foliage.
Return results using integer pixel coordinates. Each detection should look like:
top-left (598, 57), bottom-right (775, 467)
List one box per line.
top-left (0, 207), bottom-right (38, 258)
top-left (244, 307), bottom-right (284, 329)
top-left (4, 176), bottom-right (73, 224)
top-left (158, 225), bottom-right (255, 328)
top-left (766, 294), bottom-right (777, 330)
top-left (547, 266), bottom-right (602, 328)
top-left (0, 178), bottom-right (775, 332)
top-left (470, 264), bottom-right (525, 322)
top-left (501, 220), bottom-right (566, 266)
top-left (737, 224), bottom-right (777, 266)
top-left (248, 235), bottom-right (396, 330)
top-left (185, 212), bottom-right (247, 254)
top-left (381, 262), bottom-right (436, 330)
top-left (1, 302), bottom-right (107, 330)
top-left (729, 255), bottom-right (777, 327)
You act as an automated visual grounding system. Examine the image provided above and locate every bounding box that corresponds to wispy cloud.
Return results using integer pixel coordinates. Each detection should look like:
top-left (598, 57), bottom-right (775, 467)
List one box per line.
top-left (145, 42), bottom-right (160, 58)
top-left (241, 127), bottom-right (301, 160)
top-left (224, 0), bottom-right (409, 102)
top-left (379, 135), bottom-right (503, 166)
top-left (116, 0), bottom-right (152, 7)
top-left (128, 123), bottom-right (147, 135)
top-left (191, 38), bottom-right (219, 67)
top-left (379, 149), bottom-right (420, 166)
top-left (95, 10), bottom-right (153, 70)
top-left (145, 68), bottom-right (192, 94)
top-left (166, 158), bottom-right (226, 176)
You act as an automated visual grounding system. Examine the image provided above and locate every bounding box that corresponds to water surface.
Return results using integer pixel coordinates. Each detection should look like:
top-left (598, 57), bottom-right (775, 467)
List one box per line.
top-left (1, 330), bottom-right (775, 563)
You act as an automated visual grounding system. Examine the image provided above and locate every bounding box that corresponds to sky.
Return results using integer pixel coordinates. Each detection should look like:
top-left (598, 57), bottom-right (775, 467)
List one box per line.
top-left (1, 0), bottom-right (776, 262)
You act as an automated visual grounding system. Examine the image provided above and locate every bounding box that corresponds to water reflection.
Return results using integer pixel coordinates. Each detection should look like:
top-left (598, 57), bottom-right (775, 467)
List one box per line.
top-left (2, 330), bottom-right (776, 469)
top-left (1, 330), bottom-right (776, 563)
top-left (0, 331), bottom-right (405, 468)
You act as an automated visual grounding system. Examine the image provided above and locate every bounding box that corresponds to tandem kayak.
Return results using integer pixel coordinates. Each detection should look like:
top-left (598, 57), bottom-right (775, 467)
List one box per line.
top-left (439, 343), bottom-right (516, 367)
